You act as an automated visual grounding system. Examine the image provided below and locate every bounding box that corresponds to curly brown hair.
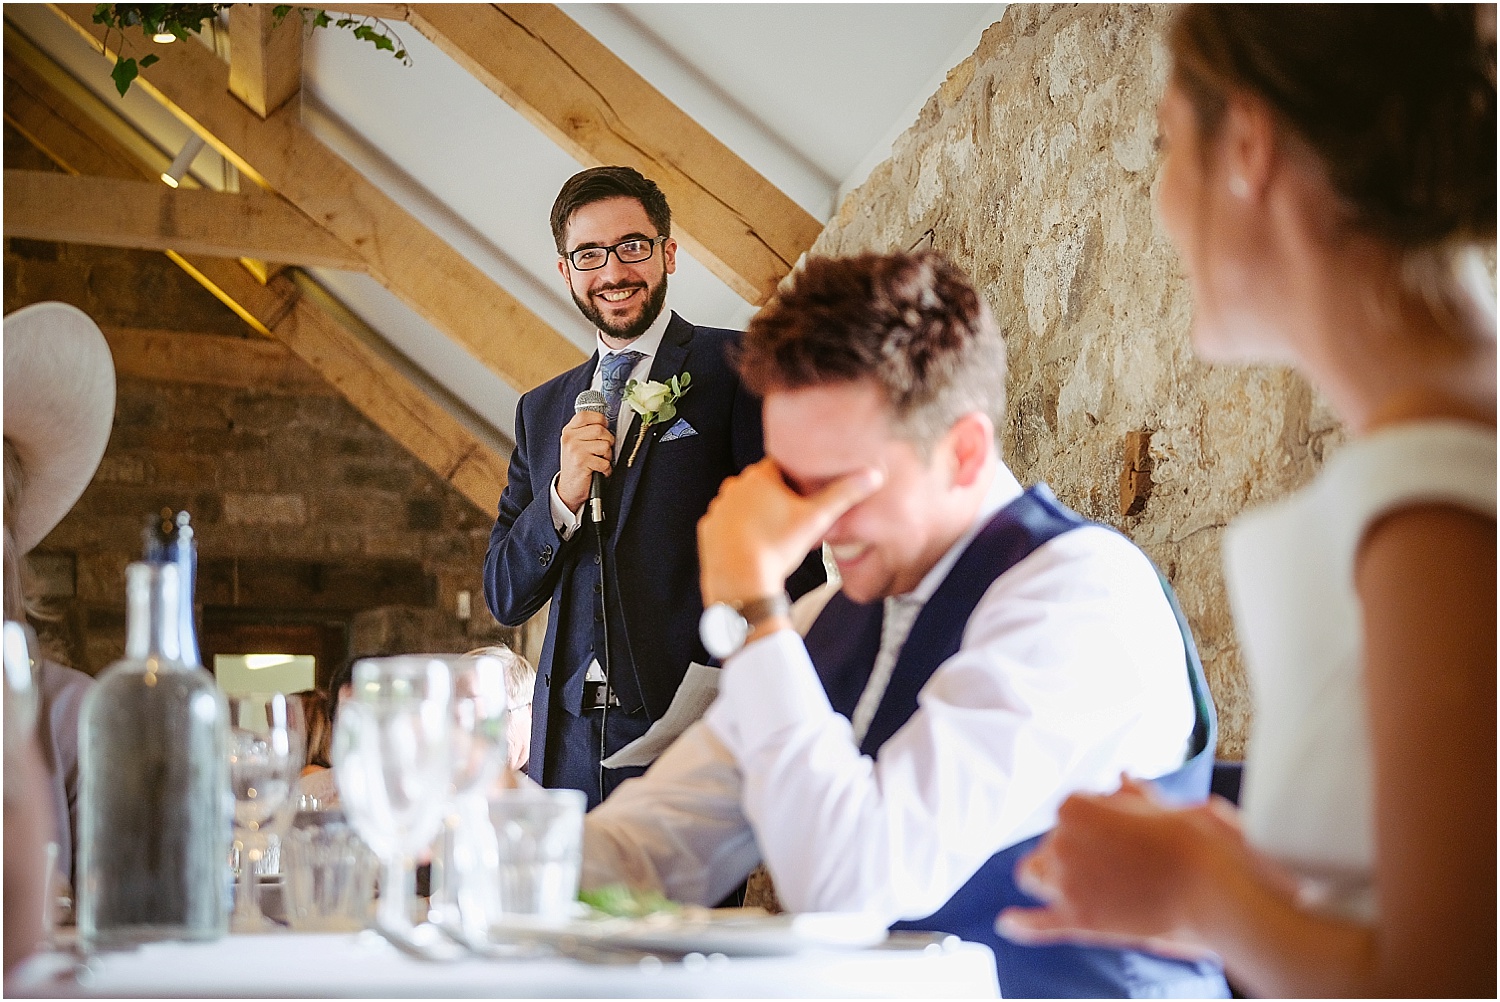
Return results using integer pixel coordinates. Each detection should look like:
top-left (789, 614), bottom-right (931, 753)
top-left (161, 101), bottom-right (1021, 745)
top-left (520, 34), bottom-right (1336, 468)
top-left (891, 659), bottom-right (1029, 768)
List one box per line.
top-left (738, 252), bottom-right (1007, 452)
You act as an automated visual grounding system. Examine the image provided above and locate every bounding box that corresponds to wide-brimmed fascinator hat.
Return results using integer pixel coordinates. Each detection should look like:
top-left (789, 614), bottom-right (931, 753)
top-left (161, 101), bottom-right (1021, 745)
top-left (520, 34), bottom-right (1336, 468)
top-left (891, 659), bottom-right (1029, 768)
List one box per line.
top-left (3, 302), bottom-right (116, 554)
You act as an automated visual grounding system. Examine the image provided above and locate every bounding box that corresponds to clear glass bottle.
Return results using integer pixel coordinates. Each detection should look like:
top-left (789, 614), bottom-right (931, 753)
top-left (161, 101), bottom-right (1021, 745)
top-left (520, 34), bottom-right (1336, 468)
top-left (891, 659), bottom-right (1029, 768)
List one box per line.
top-left (142, 509), bottom-right (201, 667)
top-left (77, 562), bottom-right (231, 951)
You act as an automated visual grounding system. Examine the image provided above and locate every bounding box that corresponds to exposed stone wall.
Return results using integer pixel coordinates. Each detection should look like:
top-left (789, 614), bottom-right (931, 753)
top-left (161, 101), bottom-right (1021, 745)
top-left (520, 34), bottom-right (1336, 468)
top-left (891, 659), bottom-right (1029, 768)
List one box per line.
top-left (16, 361), bottom-right (525, 676)
top-left (29, 372), bottom-right (517, 676)
top-left (816, 4), bottom-right (1350, 756)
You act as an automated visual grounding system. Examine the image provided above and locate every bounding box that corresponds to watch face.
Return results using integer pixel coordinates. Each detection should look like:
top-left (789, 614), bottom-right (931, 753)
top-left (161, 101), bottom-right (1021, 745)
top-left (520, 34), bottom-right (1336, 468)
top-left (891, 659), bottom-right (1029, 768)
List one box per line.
top-left (699, 603), bottom-right (749, 659)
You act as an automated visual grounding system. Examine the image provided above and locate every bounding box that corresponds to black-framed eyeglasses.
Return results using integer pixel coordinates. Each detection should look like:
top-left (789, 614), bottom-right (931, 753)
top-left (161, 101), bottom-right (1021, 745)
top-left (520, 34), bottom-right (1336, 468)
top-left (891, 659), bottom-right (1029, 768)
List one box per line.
top-left (564, 236), bottom-right (665, 271)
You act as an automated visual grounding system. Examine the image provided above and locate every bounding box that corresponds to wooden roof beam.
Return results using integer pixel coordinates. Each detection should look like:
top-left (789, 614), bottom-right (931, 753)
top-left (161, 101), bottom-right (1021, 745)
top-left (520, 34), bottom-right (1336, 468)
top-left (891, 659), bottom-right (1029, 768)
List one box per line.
top-left (228, 4), bottom-right (304, 119)
top-left (47, 2), bottom-right (586, 393)
top-left (101, 325), bottom-right (338, 396)
top-left (4, 169), bottom-right (368, 270)
top-left (400, 4), bottom-right (823, 306)
top-left (2, 40), bottom-right (509, 513)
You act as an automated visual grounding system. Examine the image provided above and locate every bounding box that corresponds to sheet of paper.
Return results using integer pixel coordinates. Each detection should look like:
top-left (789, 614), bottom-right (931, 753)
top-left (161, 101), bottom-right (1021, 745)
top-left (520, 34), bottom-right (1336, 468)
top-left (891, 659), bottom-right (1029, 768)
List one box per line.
top-left (601, 661), bottom-right (720, 768)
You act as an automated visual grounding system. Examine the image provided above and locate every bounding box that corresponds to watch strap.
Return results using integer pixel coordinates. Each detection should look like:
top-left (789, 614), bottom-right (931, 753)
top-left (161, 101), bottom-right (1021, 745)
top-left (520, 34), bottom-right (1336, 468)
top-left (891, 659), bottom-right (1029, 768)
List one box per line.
top-left (736, 593), bottom-right (790, 629)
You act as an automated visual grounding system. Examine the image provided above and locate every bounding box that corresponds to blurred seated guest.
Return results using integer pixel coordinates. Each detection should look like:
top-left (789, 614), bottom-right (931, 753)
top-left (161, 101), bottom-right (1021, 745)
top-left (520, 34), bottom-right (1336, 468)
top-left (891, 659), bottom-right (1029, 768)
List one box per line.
top-left (998, 6), bottom-right (1496, 997)
top-left (326, 653), bottom-right (357, 721)
top-left (466, 644), bottom-right (537, 771)
top-left (293, 657), bottom-right (360, 810)
top-left (579, 253), bottom-right (1229, 998)
top-left (2, 302), bottom-right (116, 892)
top-left (4, 648), bottom-right (52, 976)
top-left (293, 688), bottom-right (333, 774)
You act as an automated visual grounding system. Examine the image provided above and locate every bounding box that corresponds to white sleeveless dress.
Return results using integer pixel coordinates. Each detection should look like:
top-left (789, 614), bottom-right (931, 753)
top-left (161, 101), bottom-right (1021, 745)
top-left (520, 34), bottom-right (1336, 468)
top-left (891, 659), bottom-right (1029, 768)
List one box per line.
top-left (1223, 420), bottom-right (1496, 921)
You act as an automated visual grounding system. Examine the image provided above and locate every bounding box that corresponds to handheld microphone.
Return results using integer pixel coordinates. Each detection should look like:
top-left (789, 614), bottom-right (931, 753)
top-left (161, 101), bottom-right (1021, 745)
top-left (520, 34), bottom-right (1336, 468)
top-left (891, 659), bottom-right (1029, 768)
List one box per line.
top-left (574, 389), bottom-right (609, 525)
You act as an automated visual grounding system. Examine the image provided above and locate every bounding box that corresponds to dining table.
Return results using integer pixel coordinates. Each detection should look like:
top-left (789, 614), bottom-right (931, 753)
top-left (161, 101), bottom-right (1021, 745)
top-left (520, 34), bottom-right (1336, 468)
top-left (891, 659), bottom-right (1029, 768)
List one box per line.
top-left (6, 928), bottom-right (1002, 998)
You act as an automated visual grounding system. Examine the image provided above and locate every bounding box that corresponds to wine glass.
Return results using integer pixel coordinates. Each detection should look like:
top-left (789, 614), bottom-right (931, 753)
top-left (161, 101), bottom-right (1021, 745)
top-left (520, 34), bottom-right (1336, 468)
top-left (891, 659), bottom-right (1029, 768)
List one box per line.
top-left (428, 653), bottom-right (509, 949)
top-left (332, 656), bottom-right (456, 954)
top-left (228, 692), bottom-right (305, 932)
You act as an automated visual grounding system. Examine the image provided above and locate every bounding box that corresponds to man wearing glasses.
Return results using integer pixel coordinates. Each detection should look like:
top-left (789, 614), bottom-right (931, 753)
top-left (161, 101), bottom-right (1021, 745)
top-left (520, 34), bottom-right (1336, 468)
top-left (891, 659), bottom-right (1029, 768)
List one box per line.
top-left (484, 166), bottom-right (822, 809)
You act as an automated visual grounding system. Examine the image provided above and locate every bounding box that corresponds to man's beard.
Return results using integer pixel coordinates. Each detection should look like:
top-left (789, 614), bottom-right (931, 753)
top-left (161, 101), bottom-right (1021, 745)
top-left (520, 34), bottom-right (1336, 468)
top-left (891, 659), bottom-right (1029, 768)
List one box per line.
top-left (572, 275), bottom-right (668, 342)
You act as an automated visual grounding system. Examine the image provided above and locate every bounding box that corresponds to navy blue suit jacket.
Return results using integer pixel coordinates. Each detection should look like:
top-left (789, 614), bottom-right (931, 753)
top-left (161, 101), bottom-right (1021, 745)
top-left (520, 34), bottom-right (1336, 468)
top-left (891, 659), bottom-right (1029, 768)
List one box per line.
top-left (483, 312), bottom-right (823, 783)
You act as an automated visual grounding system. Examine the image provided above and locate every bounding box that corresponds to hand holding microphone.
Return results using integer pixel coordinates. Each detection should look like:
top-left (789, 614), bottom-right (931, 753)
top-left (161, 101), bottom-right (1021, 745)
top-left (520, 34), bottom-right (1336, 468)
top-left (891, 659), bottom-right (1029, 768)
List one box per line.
top-left (561, 389), bottom-right (612, 522)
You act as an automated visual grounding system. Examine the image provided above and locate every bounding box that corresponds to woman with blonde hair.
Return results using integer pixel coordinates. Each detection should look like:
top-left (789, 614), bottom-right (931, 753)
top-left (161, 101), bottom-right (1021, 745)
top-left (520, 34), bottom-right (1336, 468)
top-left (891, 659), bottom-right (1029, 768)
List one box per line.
top-left (999, 6), bottom-right (1495, 997)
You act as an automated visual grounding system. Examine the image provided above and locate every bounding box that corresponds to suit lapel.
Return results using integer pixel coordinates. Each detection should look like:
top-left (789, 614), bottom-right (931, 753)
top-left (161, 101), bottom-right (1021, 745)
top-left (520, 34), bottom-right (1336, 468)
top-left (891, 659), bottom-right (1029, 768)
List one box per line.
top-left (613, 312), bottom-right (693, 540)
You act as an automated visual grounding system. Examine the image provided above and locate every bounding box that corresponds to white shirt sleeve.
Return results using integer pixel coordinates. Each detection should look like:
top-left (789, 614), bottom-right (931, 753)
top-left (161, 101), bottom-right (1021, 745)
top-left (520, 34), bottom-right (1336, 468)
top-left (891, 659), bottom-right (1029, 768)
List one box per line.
top-left (549, 472), bottom-right (584, 541)
top-left (581, 721), bottom-right (761, 907)
top-left (702, 526), bottom-right (1196, 922)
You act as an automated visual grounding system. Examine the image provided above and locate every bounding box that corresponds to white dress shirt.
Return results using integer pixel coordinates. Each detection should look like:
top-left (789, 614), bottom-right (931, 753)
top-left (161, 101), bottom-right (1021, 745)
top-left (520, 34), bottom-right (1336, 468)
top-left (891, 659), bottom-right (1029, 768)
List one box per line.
top-left (549, 304), bottom-right (674, 541)
top-left (583, 462), bottom-right (1197, 921)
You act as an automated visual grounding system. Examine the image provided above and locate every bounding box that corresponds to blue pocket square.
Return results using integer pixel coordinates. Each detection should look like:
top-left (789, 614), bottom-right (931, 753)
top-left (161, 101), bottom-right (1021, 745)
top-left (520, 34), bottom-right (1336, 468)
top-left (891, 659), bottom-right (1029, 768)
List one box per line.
top-left (660, 417), bottom-right (698, 442)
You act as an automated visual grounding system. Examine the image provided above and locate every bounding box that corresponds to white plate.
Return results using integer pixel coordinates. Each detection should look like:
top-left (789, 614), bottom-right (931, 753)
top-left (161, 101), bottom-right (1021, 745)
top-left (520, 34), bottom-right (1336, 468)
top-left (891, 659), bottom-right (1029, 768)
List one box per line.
top-left (492, 909), bottom-right (889, 958)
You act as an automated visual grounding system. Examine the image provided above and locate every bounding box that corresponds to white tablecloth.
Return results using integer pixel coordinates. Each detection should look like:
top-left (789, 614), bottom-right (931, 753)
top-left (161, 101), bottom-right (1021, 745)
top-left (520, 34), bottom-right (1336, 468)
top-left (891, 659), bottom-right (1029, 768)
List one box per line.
top-left (7, 930), bottom-right (1001, 998)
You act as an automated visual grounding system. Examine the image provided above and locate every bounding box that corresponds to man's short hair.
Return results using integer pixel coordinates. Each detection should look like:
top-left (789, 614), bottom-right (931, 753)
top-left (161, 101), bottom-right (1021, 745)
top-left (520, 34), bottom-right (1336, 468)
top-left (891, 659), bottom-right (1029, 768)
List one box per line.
top-left (739, 252), bottom-right (1008, 451)
top-left (550, 166), bottom-right (672, 255)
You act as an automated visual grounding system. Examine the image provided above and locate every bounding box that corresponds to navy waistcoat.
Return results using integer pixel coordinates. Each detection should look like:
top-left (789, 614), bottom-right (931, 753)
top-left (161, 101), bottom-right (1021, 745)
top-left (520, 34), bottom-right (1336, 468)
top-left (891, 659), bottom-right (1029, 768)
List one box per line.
top-left (802, 485), bottom-right (1230, 998)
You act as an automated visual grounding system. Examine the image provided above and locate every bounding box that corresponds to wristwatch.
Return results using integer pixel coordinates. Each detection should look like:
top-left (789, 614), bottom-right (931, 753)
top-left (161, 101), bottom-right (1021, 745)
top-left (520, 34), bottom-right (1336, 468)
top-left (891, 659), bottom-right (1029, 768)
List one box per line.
top-left (699, 593), bottom-right (791, 659)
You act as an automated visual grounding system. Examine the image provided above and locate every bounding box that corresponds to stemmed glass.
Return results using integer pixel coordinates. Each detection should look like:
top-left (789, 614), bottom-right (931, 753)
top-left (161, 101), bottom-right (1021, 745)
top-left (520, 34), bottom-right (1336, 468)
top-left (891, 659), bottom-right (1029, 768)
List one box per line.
top-left (332, 656), bottom-right (456, 954)
top-left (228, 692), bottom-right (305, 932)
top-left (428, 653), bottom-right (509, 950)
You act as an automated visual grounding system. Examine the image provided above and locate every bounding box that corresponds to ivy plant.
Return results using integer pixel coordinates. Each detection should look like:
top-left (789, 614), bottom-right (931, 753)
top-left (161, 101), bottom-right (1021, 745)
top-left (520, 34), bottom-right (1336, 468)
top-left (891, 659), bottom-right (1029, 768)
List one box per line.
top-left (92, 4), bottom-right (226, 95)
top-left (271, 6), bottom-right (409, 65)
top-left (91, 3), bottom-right (409, 97)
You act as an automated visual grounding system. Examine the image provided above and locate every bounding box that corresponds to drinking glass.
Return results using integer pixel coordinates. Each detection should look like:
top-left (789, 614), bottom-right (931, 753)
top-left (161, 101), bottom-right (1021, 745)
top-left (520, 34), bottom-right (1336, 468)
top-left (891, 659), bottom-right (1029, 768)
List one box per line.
top-left (332, 656), bottom-right (454, 948)
top-left (488, 787), bottom-right (585, 922)
top-left (228, 692), bottom-right (304, 932)
top-left (428, 653), bottom-right (509, 948)
top-left (283, 811), bottom-right (378, 932)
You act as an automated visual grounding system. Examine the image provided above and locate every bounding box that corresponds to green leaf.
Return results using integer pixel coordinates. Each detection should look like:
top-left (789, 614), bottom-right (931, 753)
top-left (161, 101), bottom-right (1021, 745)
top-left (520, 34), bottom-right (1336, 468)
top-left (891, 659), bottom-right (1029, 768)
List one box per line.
top-left (656, 402), bottom-right (677, 424)
top-left (110, 56), bottom-right (139, 97)
top-left (579, 884), bottom-right (680, 917)
top-left (335, 16), bottom-right (352, 27)
top-left (93, 5), bottom-right (113, 26)
top-left (678, 371), bottom-right (691, 390)
top-left (272, 5), bottom-right (292, 21)
top-left (313, 10), bottom-right (330, 28)
top-left (139, 52), bottom-right (159, 68)
top-left (370, 31), bottom-right (395, 52)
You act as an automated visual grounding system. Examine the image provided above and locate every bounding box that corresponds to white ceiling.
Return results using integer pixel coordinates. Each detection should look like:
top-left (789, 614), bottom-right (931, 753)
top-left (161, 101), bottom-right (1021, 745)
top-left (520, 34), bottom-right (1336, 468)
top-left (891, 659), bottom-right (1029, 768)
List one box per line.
top-left (7, 3), bottom-right (1007, 445)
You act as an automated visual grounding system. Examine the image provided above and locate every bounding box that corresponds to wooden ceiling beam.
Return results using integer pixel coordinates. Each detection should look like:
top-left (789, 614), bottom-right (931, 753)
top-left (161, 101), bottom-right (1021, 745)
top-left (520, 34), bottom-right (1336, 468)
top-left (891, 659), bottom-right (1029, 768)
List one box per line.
top-left (47, 2), bottom-right (586, 394)
top-left (4, 169), bottom-right (368, 270)
top-left (310, 4), bottom-right (411, 19)
top-left (101, 325), bottom-right (338, 396)
top-left (228, 4), bottom-right (304, 119)
top-left (400, 4), bottom-right (823, 306)
top-left (2, 42), bottom-right (509, 513)
top-left (4, 28), bottom-right (168, 184)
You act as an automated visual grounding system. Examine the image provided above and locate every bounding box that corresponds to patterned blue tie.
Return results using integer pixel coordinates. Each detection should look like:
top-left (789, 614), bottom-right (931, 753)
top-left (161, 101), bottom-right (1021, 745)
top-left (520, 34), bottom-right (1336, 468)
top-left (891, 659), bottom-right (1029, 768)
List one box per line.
top-left (599, 350), bottom-right (645, 429)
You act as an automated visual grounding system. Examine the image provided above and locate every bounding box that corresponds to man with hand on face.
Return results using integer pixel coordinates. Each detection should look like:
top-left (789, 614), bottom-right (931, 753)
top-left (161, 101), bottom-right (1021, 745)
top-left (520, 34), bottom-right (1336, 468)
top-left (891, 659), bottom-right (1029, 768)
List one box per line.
top-left (579, 252), bottom-right (1230, 998)
top-left (483, 166), bottom-right (822, 809)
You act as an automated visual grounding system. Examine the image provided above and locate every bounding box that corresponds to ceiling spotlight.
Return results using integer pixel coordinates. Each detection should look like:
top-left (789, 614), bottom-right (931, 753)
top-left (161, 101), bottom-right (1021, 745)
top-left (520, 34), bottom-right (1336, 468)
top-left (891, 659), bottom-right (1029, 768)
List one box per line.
top-left (152, 31), bottom-right (177, 43)
top-left (161, 134), bottom-right (206, 188)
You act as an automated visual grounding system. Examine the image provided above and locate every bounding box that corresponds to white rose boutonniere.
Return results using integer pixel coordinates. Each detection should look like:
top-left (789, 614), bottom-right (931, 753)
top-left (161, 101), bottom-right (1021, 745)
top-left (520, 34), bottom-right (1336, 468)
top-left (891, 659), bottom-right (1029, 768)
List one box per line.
top-left (622, 372), bottom-right (691, 467)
